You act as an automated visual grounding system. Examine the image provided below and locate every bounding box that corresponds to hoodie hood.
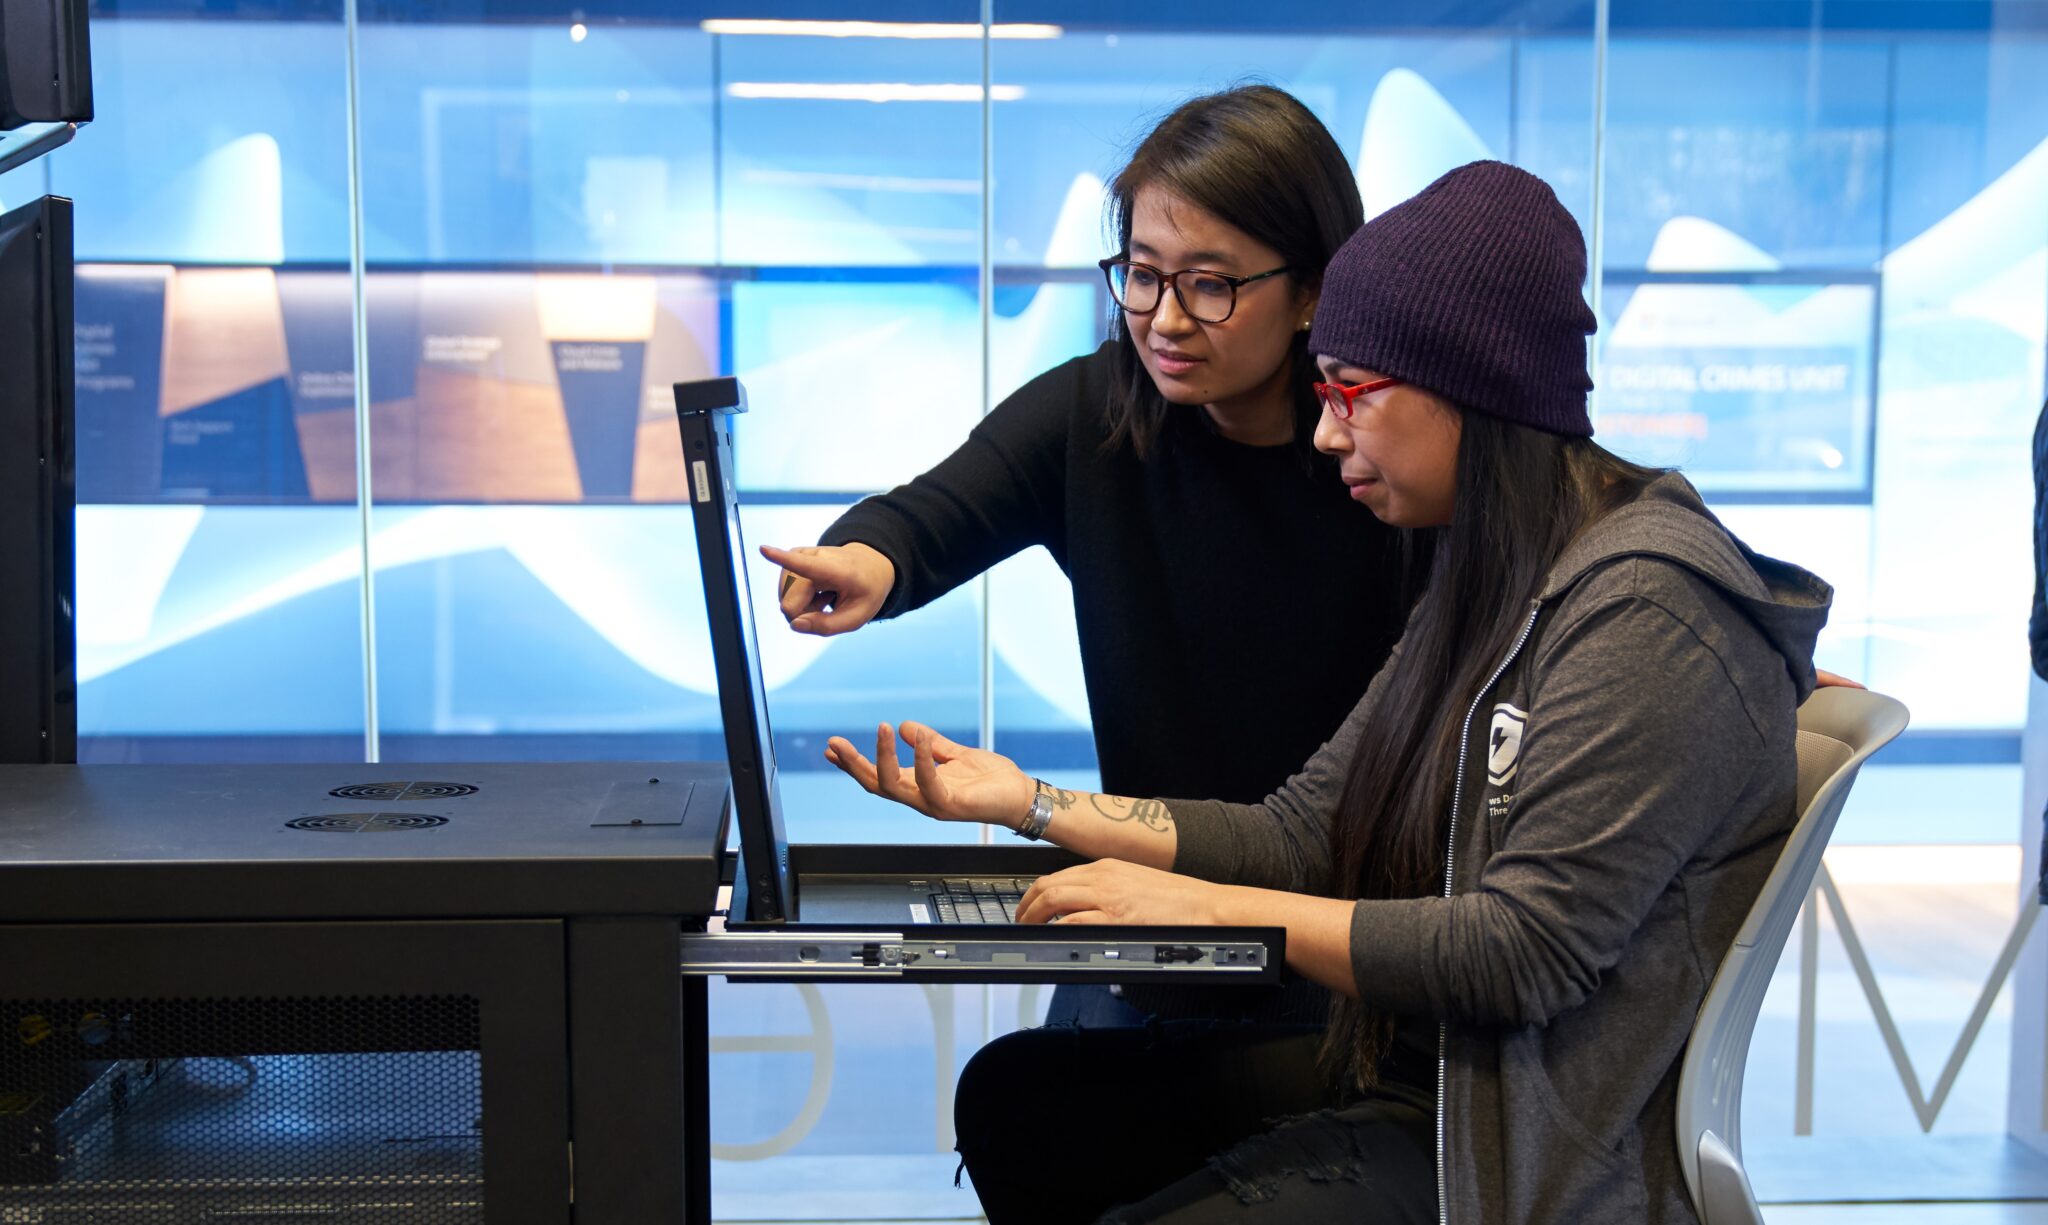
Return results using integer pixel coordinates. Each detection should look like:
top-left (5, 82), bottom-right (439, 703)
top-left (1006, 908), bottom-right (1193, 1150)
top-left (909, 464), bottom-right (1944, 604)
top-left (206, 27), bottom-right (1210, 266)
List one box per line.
top-left (1538, 472), bottom-right (1832, 703)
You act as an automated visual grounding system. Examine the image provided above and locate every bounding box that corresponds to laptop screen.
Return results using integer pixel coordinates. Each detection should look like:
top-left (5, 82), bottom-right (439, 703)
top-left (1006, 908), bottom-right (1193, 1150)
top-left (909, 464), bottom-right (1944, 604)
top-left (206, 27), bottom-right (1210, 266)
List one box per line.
top-left (675, 378), bottom-right (793, 922)
top-left (715, 456), bottom-right (779, 792)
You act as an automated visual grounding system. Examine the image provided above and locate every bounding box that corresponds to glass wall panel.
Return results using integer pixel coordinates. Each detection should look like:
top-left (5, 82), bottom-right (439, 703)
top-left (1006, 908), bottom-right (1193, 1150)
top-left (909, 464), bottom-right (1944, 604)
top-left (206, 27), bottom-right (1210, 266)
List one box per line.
top-left (53, 6), bottom-right (366, 764)
top-left (717, 31), bottom-right (985, 269)
top-left (1599, 1), bottom-right (2048, 1201)
top-left (351, 9), bottom-right (989, 811)
top-left (349, 6), bottom-right (990, 1217)
top-left (354, 23), bottom-right (717, 266)
top-left (704, 18), bottom-right (994, 1210)
top-left (1870, 27), bottom-right (2045, 732)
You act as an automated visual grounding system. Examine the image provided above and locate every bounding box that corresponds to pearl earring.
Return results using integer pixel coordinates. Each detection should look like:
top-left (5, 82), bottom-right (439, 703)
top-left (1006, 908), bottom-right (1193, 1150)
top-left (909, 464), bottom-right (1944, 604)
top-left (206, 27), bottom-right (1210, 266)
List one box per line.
top-left (1299, 319), bottom-right (1313, 332)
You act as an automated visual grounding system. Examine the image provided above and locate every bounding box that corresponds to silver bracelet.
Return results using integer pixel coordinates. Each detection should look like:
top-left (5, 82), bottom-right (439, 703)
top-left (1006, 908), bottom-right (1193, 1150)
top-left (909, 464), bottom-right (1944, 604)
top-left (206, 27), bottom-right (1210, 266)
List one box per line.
top-left (1015, 781), bottom-right (1055, 841)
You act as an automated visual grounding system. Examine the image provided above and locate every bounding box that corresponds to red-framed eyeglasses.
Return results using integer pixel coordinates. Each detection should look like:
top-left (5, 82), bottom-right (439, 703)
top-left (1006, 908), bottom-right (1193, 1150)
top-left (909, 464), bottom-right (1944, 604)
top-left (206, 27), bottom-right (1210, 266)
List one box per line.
top-left (1313, 376), bottom-right (1404, 420)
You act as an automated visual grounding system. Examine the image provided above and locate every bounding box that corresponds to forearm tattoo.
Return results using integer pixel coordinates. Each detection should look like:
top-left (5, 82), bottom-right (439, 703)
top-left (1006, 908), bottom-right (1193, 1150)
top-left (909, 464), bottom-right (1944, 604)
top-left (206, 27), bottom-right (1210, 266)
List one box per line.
top-left (1036, 778), bottom-right (1079, 811)
top-left (1085, 792), bottom-right (1174, 833)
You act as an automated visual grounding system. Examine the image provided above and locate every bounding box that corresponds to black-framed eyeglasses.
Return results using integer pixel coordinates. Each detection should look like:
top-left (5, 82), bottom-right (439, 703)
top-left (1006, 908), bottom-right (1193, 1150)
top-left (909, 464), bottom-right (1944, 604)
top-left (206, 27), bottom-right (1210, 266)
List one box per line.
top-left (1098, 257), bottom-right (1291, 324)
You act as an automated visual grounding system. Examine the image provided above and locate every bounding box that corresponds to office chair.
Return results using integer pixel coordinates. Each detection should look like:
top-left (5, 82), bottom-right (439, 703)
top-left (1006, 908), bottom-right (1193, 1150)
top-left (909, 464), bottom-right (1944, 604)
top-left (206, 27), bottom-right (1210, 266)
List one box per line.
top-left (1675, 685), bottom-right (1911, 1225)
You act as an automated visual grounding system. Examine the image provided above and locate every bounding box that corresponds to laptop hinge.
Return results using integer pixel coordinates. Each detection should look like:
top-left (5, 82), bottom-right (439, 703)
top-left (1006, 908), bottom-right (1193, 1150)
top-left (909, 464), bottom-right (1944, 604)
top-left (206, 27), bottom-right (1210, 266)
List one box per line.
top-left (727, 857), bottom-right (786, 926)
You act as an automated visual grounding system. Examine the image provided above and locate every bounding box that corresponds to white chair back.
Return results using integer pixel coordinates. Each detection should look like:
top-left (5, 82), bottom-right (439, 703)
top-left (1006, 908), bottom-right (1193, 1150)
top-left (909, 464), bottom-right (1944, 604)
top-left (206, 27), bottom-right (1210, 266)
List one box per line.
top-left (1675, 686), bottom-right (1910, 1224)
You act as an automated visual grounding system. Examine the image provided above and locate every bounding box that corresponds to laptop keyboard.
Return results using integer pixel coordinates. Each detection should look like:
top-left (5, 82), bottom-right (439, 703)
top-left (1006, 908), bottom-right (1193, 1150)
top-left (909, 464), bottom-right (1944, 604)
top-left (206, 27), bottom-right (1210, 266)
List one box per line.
top-left (924, 877), bottom-right (1038, 925)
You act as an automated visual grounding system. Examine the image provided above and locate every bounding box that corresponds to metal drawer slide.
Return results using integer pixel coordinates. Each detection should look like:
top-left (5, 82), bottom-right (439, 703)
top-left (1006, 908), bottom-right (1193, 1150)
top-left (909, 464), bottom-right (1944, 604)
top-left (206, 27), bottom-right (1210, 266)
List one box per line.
top-left (678, 929), bottom-right (1274, 982)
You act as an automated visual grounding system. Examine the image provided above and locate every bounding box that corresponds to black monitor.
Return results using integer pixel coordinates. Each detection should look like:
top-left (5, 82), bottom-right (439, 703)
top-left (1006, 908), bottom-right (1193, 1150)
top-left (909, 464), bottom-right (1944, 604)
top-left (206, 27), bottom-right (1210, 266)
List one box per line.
top-left (0, 194), bottom-right (76, 764)
top-left (0, 0), bottom-right (92, 131)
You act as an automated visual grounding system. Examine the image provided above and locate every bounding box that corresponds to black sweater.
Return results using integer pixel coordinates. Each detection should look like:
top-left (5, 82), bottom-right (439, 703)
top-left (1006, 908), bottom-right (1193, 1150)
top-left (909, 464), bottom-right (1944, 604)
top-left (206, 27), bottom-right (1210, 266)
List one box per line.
top-left (820, 342), bottom-right (1409, 806)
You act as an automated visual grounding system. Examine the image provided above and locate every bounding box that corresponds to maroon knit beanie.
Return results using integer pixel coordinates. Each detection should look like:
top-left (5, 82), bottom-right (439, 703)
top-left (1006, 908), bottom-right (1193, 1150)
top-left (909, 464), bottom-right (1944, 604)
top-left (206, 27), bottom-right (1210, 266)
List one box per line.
top-left (1307, 160), bottom-right (1597, 436)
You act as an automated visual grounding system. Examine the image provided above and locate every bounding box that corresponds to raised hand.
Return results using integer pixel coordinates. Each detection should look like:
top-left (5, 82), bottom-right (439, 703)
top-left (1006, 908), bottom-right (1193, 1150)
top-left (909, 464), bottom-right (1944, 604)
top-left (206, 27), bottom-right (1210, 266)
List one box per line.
top-left (759, 542), bottom-right (895, 636)
top-left (825, 721), bottom-right (1035, 828)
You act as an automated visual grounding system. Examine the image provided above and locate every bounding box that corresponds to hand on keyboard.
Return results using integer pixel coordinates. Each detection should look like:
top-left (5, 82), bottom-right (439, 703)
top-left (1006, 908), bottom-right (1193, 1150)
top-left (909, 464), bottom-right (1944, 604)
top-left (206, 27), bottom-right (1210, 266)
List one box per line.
top-left (928, 877), bottom-right (1039, 924)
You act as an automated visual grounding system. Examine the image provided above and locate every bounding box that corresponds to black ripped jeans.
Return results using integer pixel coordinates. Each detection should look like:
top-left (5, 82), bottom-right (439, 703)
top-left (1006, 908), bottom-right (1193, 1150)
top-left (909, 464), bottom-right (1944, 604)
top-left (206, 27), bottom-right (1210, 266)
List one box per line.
top-left (954, 1020), bottom-right (1438, 1225)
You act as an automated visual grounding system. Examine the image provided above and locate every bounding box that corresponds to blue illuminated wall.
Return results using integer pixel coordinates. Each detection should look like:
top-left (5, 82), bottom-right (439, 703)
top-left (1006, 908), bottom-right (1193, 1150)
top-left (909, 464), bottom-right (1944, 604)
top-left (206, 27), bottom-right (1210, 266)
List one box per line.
top-left (50, 6), bottom-right (2048, 769)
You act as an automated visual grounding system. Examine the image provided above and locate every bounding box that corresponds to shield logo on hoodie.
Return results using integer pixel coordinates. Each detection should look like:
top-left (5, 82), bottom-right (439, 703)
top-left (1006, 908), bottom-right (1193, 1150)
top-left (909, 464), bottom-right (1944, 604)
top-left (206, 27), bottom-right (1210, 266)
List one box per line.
top-left (1487, 704), bottom-right (1528, 786)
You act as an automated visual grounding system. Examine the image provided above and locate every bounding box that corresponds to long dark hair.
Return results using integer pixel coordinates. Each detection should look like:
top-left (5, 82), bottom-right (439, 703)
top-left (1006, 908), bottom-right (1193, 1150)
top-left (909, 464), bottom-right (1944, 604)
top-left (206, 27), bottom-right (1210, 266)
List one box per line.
top-left (1323, 411), bottom-right (1663, 1093)
top-left (1104, 84), bottom-right (1363, 457)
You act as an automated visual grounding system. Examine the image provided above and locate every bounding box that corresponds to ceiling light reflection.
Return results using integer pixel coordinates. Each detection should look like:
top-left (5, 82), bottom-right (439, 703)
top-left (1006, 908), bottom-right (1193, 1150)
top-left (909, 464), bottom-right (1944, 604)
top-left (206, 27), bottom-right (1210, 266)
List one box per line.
top-left (701, 19), bottom-right (1061, 40)
top-left (726, 82), bottom-right (1026, 104)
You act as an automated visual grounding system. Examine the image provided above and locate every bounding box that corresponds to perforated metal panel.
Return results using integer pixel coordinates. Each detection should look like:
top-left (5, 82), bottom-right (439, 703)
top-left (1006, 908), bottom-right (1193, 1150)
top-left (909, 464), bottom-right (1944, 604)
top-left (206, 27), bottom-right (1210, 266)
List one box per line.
top-left (1, 995), bottom-right (483, 1221)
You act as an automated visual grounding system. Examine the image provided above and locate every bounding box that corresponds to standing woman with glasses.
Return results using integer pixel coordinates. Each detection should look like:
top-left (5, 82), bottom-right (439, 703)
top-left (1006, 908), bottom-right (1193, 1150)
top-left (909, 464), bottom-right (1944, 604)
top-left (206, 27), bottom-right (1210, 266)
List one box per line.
top-left (761, 84), bottom-right (1410, 1027)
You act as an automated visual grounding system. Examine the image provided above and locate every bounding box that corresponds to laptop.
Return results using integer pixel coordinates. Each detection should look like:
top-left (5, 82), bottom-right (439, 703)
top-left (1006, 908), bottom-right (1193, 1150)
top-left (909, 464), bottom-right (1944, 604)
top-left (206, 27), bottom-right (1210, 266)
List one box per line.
top-left (672, 376), bottom-right (1285, 984)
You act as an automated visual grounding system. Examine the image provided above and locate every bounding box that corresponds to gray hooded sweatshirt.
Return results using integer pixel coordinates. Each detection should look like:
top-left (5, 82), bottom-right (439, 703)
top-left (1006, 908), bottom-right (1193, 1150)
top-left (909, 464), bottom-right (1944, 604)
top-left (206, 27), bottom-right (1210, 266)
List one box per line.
top-left (1170, 473), bottom-right (1831, 1225)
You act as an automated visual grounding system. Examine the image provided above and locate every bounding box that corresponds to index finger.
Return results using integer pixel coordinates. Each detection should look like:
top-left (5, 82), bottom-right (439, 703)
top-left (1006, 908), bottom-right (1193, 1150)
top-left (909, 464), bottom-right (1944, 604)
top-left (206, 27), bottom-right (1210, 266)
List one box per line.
top-left (1017, 881), bottom-right (1101, 926)
top-left (759, 544), bottom-right (844, 586)
top-left (824, 736), bottom-right (881, 793)
top-left (1017, 864), bottom-right (1092, 924)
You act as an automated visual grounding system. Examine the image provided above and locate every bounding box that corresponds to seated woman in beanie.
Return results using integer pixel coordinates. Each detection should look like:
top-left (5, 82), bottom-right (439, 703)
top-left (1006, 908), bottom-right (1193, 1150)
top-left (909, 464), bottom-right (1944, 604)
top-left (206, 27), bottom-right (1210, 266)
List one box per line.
top-left (824, 161), bottom-right (1834, 1225)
